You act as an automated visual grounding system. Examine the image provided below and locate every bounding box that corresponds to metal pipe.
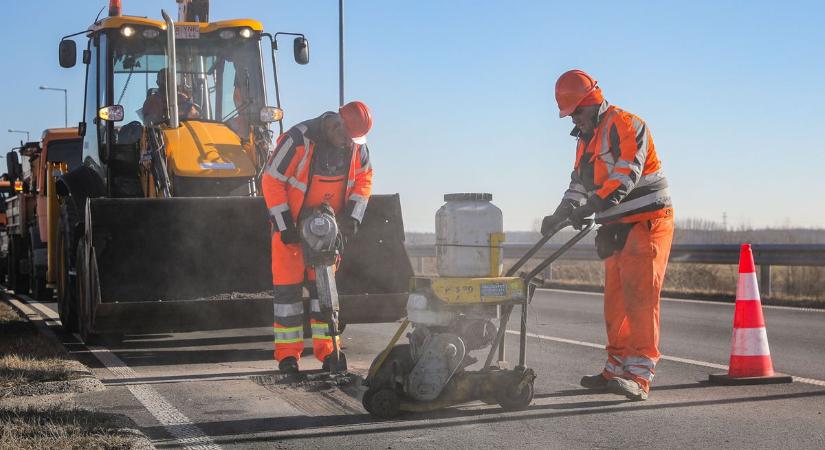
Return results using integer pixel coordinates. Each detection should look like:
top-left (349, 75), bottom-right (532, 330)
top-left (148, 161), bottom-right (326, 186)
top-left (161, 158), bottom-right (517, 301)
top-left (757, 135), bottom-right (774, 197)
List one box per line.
top-left (505, 220), bottom-right (570, 277)
top-left (161, 10), bottom-right (180, 128)
top-left (523, 222), bottom-right (595, 283)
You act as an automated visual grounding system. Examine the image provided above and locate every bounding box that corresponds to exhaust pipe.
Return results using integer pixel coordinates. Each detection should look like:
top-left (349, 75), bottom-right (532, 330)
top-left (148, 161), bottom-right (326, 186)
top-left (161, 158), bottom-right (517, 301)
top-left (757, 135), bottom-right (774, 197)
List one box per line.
top-left (161, 9), bottom-right (180, 128)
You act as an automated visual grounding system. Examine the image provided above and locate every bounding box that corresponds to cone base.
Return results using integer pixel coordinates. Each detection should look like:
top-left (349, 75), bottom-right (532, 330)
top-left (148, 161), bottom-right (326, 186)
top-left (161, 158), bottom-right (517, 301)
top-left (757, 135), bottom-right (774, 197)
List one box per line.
top-left (709, 373), bottom-right (793, 385)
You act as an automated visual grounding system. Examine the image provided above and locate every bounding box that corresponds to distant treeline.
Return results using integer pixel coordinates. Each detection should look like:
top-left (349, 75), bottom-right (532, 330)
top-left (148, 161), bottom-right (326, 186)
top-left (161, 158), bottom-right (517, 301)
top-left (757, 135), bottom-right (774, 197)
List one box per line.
top-left (406, 220), bottom-right (825, 245)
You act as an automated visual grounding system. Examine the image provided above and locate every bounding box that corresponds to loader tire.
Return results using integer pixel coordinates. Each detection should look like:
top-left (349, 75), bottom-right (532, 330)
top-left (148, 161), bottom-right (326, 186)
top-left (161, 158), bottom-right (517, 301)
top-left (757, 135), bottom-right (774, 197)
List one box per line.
top-left (56, 219), bottom-right (78, 332)
top-left (9, 236), bottom-right (29, 295)
top-left (29, 226), bottom-right (52, 301)
top-left (77, 242), bottom-right (98, 344)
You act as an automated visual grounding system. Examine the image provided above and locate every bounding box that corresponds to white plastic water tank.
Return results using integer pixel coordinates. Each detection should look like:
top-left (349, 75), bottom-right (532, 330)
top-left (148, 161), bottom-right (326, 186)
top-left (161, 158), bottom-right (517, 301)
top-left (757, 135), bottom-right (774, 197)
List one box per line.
top-left (436, 193), bottom-right (504, 277)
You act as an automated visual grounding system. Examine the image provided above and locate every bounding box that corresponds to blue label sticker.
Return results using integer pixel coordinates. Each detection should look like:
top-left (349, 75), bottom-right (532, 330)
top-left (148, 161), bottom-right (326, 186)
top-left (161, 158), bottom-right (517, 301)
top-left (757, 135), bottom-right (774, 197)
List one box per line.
top-left (480, 283), bottom-right (507, 297)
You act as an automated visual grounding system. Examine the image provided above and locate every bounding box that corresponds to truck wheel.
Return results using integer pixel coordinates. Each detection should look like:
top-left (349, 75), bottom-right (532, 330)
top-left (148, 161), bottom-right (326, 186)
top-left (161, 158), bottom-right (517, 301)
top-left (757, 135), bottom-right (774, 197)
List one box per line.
top-left (28, 231), bottom-right (52, 301)
top-left (77, 242), bottom-right (96, 344)
top-left (10, 236), bottom-right (29, 295)
top-left (56, 225), bottom-right (78, 332)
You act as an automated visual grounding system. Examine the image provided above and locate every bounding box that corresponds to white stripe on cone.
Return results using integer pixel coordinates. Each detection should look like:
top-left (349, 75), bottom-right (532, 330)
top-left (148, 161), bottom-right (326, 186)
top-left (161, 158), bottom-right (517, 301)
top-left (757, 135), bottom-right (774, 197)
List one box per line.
top-left (737, 272), bottom-right (761, 301)
top-left (731, 328), bottom-right (771, 356)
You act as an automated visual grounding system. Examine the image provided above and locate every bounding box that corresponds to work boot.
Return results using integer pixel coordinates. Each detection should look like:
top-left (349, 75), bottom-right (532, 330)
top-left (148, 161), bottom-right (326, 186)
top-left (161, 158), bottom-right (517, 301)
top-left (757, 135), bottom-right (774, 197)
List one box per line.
top-left (607, 377), bottom-right (648, 401)
top-left (278, 357), bottom-right (299, 374)
top-left (580, 373), bottom-right (609, 390)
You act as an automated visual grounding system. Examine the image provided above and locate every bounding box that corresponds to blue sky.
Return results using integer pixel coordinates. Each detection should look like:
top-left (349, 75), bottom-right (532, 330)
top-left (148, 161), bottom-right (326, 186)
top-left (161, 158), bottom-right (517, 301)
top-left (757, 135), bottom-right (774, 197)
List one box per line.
top-left (1, 1), bottom-right (823, 231)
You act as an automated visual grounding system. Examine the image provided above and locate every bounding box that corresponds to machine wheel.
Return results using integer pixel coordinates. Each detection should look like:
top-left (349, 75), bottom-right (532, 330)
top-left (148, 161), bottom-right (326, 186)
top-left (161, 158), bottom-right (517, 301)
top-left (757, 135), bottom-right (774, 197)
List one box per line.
top-left (28, 226), bottom-right (52, 301)
top-left (496, 377), bottom-right (535, 411)
top-left (56, 220), bottom-right (78, 332)
top-left (367, 344), bottom-right (413, 388)
top-left (77, 241), bottom-right (99, 344)
top-left (9, 236), bottom-right (29, 295)
top-left (362, 388), bottom-right (400, 419)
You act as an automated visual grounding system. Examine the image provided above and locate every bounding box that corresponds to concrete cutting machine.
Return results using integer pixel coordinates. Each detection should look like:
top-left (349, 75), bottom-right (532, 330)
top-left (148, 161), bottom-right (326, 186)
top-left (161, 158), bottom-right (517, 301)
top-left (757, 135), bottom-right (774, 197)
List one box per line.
top-left (362, 220), bottom-right (595, 418)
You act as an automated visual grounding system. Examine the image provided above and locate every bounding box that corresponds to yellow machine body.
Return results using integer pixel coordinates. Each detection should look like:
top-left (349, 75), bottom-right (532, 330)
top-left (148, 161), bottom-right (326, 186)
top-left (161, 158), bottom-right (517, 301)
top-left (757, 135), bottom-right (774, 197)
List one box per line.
top-left (413, 276), bottom-right (526, 305)
top-left (162, 121), bottom-right (257, 178)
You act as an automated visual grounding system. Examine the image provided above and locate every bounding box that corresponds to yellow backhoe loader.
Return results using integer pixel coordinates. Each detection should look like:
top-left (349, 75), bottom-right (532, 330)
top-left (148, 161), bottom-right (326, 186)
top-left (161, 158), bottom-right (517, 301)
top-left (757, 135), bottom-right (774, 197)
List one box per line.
top-left (55, 0), bottom-right (411, 342)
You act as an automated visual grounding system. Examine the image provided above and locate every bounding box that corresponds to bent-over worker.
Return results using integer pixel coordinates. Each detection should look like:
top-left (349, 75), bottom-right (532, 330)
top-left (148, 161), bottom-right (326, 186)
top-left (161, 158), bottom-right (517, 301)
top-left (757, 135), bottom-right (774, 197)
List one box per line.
top-left (261, 101), bottom-right (373, 373)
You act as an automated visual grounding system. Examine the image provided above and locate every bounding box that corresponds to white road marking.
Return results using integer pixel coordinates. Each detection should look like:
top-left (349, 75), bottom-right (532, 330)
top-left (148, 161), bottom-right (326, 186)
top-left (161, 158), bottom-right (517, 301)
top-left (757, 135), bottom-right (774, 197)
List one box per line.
top-left (542, 288), bottom-right (825, 313)
top-left (506, 330), bottom-right (825, 386)
top-left (85, 345), bottom-right (221, 450)
top-left (12, 296), bottom-right (221, 450)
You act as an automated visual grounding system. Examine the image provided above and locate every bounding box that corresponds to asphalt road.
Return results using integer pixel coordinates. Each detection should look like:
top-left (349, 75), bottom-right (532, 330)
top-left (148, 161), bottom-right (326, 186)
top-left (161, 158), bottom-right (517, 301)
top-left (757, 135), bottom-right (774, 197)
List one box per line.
top-left (16, 290), bottom-right (825, 449)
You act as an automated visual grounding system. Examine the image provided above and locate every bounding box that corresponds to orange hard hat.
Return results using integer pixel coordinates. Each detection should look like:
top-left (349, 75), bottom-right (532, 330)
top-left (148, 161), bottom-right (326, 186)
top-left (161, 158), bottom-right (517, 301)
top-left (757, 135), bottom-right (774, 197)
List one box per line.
top-left (555, 69), bottom-right (598, 118)
top-left (339, 101), bottom-right (372, 145)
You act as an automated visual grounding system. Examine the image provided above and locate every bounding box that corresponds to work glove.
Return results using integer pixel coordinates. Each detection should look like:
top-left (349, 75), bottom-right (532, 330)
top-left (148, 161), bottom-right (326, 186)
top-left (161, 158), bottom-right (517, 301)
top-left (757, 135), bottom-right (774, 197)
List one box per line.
top-left (569, 203), bottom-right (596, 231)
top-left (541, 214), bottom-right (566, 236)
top-left (338, 216), bottom-right (359, 244)
top-left (279, 226), bottom-right (300, 245)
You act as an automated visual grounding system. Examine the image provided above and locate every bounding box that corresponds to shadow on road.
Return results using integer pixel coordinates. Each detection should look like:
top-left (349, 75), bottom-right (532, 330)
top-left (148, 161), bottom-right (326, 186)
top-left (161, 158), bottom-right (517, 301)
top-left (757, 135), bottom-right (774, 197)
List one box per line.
top-left (147, 387), bottom-right (825, 446)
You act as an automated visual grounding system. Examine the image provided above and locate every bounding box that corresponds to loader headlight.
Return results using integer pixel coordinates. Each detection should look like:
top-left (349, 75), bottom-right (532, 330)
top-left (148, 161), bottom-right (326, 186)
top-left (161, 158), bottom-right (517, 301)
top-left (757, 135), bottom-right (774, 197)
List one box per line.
top-left (219, 29), bottom-right (236, 40)
top-left (259, 106), bottom-right (283, 123)
top-left (120, 26), bottom-right (135, 38)
top-left (239, 27), bottom-right (253, 39)
top-left (142, 29), bottom-right (160, 39)
top-left (98, 105), bottom-right (125, 122)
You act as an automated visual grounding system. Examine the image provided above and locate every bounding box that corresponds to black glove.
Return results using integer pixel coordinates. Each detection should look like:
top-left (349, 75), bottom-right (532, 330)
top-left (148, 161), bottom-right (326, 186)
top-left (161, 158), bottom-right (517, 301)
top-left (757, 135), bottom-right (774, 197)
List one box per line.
top-left (541, 214), bottom-right (565, 236)
top-left (569, 203), bottom-right (596, 230)
top-left (338, 216), bottom-right (358, 243)
top-left (279, 226), bottom-right (300, 245)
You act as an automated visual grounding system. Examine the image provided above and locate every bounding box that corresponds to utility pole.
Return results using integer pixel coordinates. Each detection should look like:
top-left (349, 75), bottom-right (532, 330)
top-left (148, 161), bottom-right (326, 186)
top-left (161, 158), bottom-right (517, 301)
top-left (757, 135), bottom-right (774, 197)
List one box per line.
top-left (339, 0), bottom-right (345, 106)
top-left (39, 86), bottom-right (68, 127)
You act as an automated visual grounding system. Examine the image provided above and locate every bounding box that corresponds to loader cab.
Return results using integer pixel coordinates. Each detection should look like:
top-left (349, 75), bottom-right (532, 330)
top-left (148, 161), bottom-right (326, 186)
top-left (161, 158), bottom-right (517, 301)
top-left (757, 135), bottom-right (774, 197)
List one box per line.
top-left (61, 16), bottom-right (299, 198)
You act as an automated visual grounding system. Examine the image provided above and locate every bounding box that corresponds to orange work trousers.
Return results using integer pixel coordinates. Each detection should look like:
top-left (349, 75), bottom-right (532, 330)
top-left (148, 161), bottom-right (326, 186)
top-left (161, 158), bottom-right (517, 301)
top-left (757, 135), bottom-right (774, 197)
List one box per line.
top-left (271, 231), bottom-right (339, 363)
top-left (601, 215), bottom-right (674, 392)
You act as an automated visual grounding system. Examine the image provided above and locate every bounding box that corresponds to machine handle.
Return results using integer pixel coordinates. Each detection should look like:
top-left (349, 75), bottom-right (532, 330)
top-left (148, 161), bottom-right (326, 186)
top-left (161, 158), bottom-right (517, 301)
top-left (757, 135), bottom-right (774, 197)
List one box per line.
top-left (505, 219), bottom-right (571, 277)
top-left (521, 220), bottom-right (596, 284)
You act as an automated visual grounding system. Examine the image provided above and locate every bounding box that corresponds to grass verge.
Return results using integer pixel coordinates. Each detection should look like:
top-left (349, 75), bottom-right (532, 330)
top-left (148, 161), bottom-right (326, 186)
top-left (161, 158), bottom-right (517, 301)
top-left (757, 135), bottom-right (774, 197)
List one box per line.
top-left (0, 405), bottom-right (145, 450)
top-left (1, 298), bottom-right (148, 449)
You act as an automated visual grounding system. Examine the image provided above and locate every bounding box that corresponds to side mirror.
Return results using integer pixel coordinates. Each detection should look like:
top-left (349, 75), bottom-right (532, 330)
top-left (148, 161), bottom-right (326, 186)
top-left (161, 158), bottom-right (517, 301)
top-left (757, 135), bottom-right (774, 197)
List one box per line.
top-left (98, 105), bottom-right (124, 122)
top-left (59, 39), bottom-right (77, 68)
top-left (5, 152), bottom-right (22, 183)
top-left (293, 37), bottom-right (309, 65)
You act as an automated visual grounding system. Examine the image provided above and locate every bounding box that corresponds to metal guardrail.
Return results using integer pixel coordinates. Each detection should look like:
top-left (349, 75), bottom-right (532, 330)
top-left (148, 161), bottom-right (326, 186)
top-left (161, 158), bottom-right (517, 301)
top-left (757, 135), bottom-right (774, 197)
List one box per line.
top-left (405, 243), bottom-right (825, 295)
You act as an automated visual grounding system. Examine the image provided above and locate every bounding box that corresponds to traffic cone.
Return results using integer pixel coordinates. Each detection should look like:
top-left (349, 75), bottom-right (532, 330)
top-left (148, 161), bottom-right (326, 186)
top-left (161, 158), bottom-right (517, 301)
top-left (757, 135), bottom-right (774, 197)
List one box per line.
top-left (709, 244), bottom-right (792, 385)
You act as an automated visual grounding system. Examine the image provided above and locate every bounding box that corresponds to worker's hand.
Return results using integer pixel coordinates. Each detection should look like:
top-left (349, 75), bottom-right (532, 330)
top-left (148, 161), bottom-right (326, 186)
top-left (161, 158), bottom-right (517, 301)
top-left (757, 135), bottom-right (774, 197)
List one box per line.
top-left (279, 227), bottom-right (300, 245)
top-left (540, 214), bottom-right (566, 236)
top-left (569, 203), bottom-right (596, 230)
top-left (338, 217), bottom-right (359, 246)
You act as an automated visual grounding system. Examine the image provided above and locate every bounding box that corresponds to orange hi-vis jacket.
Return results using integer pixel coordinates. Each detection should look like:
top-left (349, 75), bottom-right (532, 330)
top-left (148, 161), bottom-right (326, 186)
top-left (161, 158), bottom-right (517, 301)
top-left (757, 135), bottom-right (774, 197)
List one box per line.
top-left (562, 101), bottom-right (672, 224)
top-left (262, 113), bottom-right (373, 236)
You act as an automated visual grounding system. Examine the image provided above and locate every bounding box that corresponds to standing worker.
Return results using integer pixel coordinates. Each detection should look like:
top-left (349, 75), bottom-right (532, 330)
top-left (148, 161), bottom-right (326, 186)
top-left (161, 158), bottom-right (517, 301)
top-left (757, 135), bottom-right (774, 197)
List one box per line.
top-left (541, 70), bottom-right (674, 400)
top-left (262, 101), bottom-right (373, 373)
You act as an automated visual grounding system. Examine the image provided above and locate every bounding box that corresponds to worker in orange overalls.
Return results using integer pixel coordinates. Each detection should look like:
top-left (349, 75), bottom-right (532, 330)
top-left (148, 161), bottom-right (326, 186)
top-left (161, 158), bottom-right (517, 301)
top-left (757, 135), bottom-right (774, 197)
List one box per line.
top-left (262, 101), bottom-right (373, 373)
top-left (541, 70), bottom-right (674, 400)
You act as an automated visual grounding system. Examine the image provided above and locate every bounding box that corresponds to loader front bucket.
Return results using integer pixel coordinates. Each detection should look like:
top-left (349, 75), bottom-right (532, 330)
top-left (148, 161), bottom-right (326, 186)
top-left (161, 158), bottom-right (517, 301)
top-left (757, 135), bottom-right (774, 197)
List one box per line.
top-left (86, 195), bottom-right (411, 335)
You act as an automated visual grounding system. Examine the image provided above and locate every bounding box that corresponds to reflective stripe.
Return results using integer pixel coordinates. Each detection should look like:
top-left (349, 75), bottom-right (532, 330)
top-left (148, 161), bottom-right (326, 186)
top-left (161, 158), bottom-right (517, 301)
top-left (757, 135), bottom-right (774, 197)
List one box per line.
top-left (624, 356), bottom-right (655, 381)
top-left (737, 272), bottom-right (761, 301)
top-left (608, 172), bottom-right (634, 189)
top-left (346, 180), bottom-right (355, 190)
top-left (731, 328), bottom-right (771, 356)
top-left (288, 177), bottom-right (307, 192)
top-left (311, 323), bottom-right (332, 340)
top-left (595, 188), bottom-right (671, 220)
top-left (604, 360), bottom-right (623, 376)
top-left (274, 325), bottom-right (303, 343)
top-left (309, 298), bottom-right (322, 313)
top-left (273, 302), bottom-right (304, 318)
top-left (268, 203), bottom-right (290, 231)
top-left (349, 194), bottom-right (368, 222)
top-left (268, 136), bottom-right (295, 178)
